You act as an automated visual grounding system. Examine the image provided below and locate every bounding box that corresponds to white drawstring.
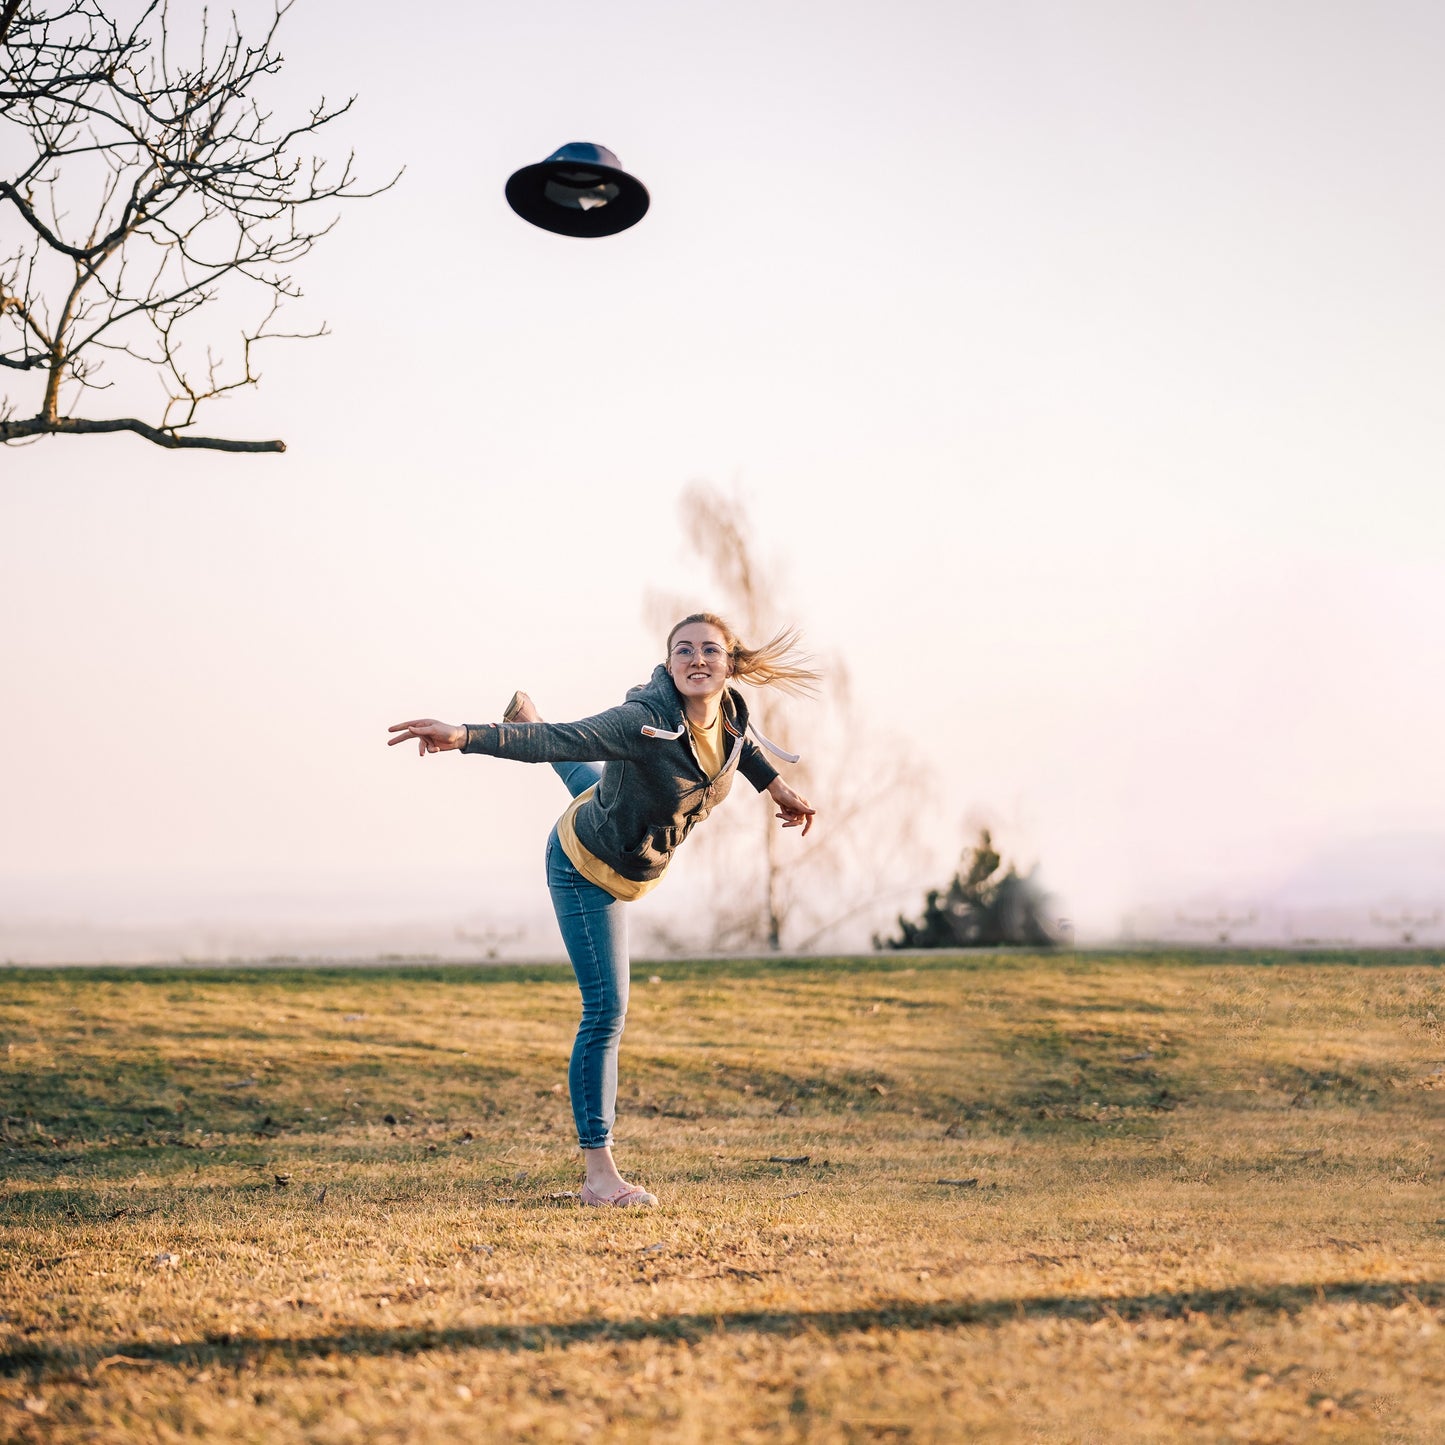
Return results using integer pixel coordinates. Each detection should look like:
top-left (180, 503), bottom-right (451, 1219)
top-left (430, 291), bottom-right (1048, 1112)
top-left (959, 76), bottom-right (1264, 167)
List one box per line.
top-left (747, 722), bottom-right (800, 764)
top-left (642, 718), bottom-right (800, 766)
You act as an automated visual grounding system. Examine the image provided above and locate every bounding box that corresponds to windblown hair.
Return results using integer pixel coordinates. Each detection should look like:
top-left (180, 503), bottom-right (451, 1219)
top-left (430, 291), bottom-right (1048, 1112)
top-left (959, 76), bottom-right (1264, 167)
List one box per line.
top-left (667, 613), bottom-right (821, 697)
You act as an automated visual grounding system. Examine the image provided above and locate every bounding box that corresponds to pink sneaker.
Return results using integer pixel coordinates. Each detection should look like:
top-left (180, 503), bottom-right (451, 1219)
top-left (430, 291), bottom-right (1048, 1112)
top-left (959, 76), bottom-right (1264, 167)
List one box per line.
top-left (503, 691), bottom-right (540, 723)
top-left (580, 1181), bottom-right (657, 1207)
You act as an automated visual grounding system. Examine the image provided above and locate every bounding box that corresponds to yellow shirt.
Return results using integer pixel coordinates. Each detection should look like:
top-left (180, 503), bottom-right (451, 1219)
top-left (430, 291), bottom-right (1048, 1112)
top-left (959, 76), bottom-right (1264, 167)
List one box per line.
top-left (555, 711), bottom-right (726, 902)
top-left (557, 787), bottom-right (662, 902)
top-left (687, 709), bottom-right (726, 779)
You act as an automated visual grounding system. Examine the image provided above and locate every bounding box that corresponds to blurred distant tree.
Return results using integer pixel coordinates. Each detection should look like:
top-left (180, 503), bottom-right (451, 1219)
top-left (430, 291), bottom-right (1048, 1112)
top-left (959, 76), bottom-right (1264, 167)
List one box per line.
top-left (1174, 907), bottom-right (1257, 945)
top-left (644, 480), bottom-right (931, 953)
top-left (1, 0), bottom-right (392, 452)
top-left (877, 828), bottom-right (1059, 949)
top-left (1368, 907), bottom-right (1440, 946)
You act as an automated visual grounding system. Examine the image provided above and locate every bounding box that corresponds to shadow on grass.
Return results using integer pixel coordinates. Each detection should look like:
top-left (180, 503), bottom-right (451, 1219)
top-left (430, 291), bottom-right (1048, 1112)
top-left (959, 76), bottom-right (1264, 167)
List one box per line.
top-left (4, 1280), bottom-right (1440, 1380)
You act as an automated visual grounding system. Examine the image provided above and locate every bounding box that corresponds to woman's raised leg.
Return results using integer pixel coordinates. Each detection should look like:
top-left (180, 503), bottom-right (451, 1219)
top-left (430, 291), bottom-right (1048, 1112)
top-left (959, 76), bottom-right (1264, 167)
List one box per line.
top-left (504, 691), bottom-right (604, 801)
top-left (553, 760), bottom-right (603, 798)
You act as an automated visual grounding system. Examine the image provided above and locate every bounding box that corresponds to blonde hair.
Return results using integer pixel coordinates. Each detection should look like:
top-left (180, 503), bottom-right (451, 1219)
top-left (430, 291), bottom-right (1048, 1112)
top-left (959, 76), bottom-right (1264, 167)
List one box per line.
top-left (666, 613), bottom-right (821, 697)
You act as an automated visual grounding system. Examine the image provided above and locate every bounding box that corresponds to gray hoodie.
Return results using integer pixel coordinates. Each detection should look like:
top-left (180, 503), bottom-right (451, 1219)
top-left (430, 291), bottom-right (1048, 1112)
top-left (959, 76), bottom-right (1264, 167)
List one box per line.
top-left (461, 665), bottom-right (788, 883)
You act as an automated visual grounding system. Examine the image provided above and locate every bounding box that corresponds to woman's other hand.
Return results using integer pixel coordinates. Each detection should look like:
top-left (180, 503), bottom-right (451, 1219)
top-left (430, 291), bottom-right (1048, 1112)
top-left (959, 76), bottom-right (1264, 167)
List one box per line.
top-left (387, 719), bottom-right (466, 756)
top-left (766, 777), bottom-right (816, 836)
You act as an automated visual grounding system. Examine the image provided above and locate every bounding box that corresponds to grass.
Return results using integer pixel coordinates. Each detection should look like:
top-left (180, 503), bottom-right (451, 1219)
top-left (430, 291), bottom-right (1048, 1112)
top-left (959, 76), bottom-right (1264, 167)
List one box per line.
top-left (1, 949), bottom-right (1443, 1443)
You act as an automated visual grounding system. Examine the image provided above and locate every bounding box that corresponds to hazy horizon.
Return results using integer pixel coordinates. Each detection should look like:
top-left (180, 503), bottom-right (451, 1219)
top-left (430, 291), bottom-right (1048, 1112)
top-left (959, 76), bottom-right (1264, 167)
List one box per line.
top-left (4, 822), bottom-right (1442, 963)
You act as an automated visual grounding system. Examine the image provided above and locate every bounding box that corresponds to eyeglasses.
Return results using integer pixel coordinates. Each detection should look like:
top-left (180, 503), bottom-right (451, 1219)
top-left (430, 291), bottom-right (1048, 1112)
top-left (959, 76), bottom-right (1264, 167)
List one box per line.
top-left (670, 643), bottom-right (727, 661)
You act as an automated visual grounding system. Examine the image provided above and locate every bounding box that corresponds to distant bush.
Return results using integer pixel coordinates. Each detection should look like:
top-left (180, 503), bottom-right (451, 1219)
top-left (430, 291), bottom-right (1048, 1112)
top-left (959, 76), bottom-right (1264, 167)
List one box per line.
top-left (876, 829), bottom-right (1059, 949)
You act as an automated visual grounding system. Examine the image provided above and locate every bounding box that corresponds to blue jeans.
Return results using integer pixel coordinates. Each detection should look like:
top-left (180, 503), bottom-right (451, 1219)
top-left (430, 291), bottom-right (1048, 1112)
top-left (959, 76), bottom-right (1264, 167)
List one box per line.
top-left (544, 761), bottom-right (629, 1150)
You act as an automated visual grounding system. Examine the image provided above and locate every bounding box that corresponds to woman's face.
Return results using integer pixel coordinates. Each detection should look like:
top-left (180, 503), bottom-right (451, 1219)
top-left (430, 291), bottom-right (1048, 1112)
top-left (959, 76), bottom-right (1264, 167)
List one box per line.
top-left (667, 621), bottom-right (732, 706)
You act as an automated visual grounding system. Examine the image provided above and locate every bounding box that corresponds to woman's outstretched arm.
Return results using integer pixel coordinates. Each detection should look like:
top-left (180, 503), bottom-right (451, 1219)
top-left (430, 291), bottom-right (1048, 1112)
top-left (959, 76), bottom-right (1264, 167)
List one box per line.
top-left (389, 704), bottom-right (654, 765)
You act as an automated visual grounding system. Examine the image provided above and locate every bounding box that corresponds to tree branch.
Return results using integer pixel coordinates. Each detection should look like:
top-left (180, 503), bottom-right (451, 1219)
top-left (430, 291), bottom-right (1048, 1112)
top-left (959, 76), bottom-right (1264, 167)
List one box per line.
top-left (0, 181), bottom-right (97, 260)
top-left (0, 412), bottom-right (284, 450)
top-left (0, 0), bottom-right (22, 47)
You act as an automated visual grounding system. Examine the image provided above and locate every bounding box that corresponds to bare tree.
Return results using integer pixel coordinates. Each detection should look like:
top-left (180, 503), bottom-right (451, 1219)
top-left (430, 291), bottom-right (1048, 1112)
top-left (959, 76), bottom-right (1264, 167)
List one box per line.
top-left (1, 0), bottom-right (392, 452)
top-left (643, 480), bottom-right (932, 953)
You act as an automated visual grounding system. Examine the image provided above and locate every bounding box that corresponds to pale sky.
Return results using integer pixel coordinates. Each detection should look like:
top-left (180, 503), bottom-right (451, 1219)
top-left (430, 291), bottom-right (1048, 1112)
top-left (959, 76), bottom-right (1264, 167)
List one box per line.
top-left (4, 0), bottom-right (1444, 957)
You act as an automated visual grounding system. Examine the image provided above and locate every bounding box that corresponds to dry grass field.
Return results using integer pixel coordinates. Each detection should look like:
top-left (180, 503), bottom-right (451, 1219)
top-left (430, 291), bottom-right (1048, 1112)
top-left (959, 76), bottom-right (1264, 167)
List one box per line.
top-left (1, 949), bottom-right (1443, 1443)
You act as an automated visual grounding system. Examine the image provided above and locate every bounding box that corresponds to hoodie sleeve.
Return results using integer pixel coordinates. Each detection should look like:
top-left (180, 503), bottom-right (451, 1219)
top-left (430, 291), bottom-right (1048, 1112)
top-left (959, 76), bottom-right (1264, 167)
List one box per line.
top-left (738, 738), bottom-right (779, 792)
top-left (460, 703), bottom-right (652, 764)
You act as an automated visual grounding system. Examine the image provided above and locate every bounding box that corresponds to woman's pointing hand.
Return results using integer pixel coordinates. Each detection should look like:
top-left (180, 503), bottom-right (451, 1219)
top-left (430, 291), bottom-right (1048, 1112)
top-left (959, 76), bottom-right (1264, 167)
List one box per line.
top-left (387, 719), bottom-right (466, 756)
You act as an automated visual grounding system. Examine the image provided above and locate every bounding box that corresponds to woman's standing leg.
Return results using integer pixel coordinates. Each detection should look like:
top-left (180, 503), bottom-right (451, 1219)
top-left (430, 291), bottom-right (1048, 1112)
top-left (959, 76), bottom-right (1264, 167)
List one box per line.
top-left (545, 827), bottom-right (655, 1205)
top-left (510, 691), bottom-right (652, 1203)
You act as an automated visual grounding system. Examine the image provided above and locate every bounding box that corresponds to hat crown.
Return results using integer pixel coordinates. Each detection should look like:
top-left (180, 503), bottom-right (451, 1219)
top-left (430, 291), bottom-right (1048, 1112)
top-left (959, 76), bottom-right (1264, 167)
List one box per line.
top-left (543, 142), bottom-right (622, 170)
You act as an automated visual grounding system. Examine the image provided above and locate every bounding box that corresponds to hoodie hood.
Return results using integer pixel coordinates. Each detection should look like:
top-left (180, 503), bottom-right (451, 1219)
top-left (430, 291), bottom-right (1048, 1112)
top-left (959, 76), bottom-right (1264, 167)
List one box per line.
top-left (626, 662), bottom-right (750, 733)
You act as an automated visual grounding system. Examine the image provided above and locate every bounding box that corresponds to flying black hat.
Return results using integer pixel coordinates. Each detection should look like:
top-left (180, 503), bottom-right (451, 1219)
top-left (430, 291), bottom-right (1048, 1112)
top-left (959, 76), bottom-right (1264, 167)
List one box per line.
top-left (505, 143), bottom-right (650, 238)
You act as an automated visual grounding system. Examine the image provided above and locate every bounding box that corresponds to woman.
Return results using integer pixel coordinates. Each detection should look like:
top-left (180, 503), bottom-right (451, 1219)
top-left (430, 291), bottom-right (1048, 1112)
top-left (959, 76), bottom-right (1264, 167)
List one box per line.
top-left (388, 613), bottom-right (818, 1208)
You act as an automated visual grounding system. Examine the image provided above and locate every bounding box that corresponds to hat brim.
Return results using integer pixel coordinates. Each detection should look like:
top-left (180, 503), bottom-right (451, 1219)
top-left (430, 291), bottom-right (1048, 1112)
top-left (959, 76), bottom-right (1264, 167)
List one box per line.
top-left (505, 161), bottom-right (650, 238)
